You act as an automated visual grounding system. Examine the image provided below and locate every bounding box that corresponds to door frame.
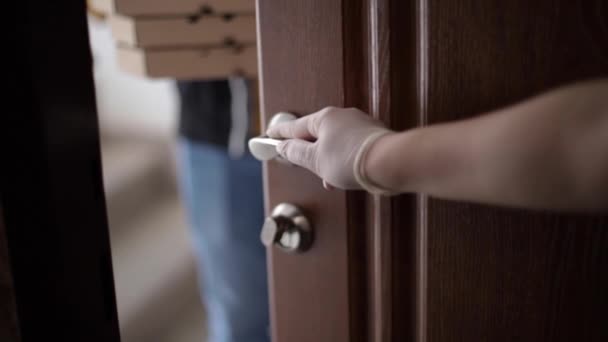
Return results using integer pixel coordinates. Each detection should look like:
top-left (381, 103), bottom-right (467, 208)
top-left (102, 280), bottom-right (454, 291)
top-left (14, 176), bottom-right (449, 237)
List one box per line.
top-left (2, 1), bottom-right (120, 340)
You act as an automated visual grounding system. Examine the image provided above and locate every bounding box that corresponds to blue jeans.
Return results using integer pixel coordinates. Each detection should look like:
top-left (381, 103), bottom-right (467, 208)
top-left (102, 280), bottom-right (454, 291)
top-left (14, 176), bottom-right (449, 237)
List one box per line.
top-left (177, 138), bottom-right (269, 342)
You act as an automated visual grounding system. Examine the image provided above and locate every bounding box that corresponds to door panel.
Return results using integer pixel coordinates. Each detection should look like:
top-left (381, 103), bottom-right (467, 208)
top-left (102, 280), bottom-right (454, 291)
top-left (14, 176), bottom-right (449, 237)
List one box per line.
top-left (257, 1), bottom-right (362, 341)
top-left (391, 0), bottom-right (608, 341)
top-left (259, 0), bottom-right (608, 341)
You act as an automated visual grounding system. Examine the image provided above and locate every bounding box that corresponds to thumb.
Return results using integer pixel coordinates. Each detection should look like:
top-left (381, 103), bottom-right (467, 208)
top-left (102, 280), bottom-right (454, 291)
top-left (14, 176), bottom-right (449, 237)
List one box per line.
top-left (277, 139), bottom-right (317, 172)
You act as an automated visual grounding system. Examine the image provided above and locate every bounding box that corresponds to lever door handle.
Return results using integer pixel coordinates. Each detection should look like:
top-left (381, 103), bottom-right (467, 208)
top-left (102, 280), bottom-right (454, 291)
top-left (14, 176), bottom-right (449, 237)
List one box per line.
top-left (248, 112), bottom-right (297, 161)
top-left (248, 137), bottom-right (282, 161)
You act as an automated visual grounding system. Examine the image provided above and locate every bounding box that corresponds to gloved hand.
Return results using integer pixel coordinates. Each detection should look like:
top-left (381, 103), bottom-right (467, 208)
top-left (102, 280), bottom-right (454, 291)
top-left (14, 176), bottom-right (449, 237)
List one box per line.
top-left (266, 107), bottom-right (393, 190)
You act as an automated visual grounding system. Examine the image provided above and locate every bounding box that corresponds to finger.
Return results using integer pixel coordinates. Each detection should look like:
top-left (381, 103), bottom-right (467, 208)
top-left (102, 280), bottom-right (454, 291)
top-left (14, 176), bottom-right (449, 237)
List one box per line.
top-left (266, 107), bottom-right (333, 140)
top-left (322, 180), bottom-right (335, 191)
top-left (277, 139), bottom-right (317, 172)
top-left (267, 115), bottom-right (315, 140)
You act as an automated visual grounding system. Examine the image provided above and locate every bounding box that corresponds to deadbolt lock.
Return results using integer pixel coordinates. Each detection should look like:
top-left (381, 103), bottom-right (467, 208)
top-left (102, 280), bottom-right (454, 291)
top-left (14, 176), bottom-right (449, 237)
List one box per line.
top-left (261, 203), bottom-right (313, 253)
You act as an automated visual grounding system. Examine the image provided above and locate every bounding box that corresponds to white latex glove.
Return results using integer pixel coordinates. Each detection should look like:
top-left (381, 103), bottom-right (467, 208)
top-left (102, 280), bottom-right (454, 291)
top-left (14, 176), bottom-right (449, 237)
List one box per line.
top-left (266, 107), bottom-right (393, 190)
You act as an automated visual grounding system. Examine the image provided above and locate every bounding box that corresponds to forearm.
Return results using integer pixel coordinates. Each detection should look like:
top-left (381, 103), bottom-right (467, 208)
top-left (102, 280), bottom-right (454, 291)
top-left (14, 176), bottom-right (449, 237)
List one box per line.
top-left (367, 120), bottom-right (483, 201)
top-left (366, 80), bottom-right (608, 210)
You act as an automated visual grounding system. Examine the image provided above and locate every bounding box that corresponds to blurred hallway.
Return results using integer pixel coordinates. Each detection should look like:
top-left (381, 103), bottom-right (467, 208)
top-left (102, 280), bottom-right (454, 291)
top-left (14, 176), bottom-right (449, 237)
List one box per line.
top-left (90, 17), bottom-right (207, 342)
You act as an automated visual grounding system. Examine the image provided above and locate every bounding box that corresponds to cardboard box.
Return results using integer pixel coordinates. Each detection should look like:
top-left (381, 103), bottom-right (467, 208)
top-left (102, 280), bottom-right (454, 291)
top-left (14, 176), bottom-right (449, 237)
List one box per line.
top-left (89, 0), bottom-right (113, 15)
top-left (111, 14), bottom-right (256, 47)
top-left (97, 0), bottom-right (254, 16)
top-left (117, 45), bottom-right (257, 80)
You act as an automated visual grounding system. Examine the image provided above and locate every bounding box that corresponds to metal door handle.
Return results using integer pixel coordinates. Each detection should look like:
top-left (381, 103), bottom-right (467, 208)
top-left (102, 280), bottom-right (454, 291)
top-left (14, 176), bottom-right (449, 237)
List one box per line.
top-left (248, 112), bottom-right (297, 161)
top-left (261, 203), bottom-right (313, 253)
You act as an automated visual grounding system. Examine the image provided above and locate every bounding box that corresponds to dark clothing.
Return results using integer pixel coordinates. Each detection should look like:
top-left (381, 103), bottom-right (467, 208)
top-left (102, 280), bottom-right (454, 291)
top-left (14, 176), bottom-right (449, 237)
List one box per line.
top-left (177, 80), bottom-right (232, 148)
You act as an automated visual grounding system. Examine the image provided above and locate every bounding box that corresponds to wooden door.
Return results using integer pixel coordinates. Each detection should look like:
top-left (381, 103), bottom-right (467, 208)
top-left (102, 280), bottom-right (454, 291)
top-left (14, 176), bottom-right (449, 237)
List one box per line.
top-left (257, 0), bottom-right (608, 341)
top-left (395, 1), bottom-right (608, 341)
top-left (257, 1), bottom-right (367, 341)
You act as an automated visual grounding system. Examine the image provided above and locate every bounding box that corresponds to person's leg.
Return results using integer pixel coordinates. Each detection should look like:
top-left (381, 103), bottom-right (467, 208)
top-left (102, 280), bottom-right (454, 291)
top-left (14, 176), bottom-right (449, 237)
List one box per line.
top-left (223, 151), bottom-right (269, 342)
top-left (176, 139), bottom-right (229, 341)
top-left (176, 138), bottom-right (269, 342)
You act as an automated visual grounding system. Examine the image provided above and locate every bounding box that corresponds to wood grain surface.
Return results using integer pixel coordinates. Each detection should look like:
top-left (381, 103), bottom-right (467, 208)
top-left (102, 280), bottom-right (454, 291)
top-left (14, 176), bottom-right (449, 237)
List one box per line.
top-left (390, 0), bottom-right (608, 341)
top-left (258, 1), bottom-right (359, 341)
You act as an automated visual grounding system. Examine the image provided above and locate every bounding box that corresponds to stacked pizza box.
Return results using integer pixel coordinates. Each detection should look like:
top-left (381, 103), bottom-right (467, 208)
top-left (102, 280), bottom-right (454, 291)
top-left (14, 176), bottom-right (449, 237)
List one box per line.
top-left (98, 0), bottom-right (257, 79)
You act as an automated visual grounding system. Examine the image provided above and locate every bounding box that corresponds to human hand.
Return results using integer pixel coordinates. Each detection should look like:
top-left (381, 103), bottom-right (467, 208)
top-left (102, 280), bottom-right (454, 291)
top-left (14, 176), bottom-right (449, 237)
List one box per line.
top-left (266, 107), bottom-right (392, 190)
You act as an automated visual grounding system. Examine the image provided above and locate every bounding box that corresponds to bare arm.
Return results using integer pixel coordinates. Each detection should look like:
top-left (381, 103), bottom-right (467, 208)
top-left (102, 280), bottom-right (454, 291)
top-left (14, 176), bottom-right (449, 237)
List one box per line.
top-left (366, 80), bottom-right (608, 210)
top-left (267, 79), bottom-right (608, 211)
